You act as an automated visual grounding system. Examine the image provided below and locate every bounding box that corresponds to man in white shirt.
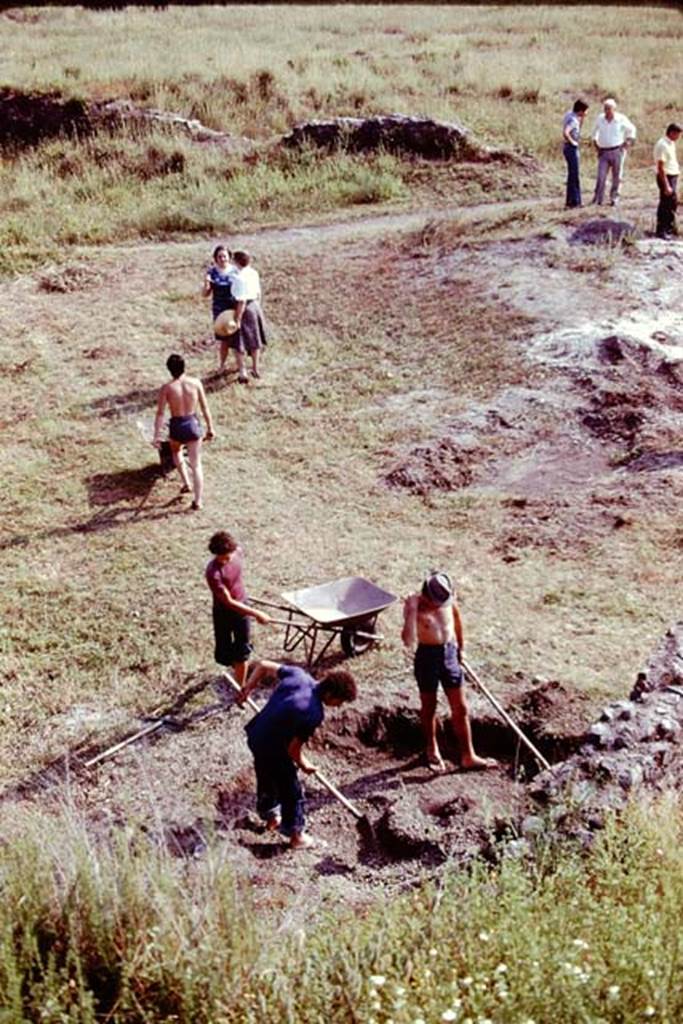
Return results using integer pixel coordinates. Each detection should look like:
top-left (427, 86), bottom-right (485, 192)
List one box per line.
top-left (231, 250), bottom-right (268, 383)
top-left (592, 98), bottom-right (637, 206)
top-left (653, 122), bottom-right (681, 239)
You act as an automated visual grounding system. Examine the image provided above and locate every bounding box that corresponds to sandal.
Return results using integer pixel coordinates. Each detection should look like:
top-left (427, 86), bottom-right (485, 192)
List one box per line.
top-left (427, 752), bottom-right (446, 774)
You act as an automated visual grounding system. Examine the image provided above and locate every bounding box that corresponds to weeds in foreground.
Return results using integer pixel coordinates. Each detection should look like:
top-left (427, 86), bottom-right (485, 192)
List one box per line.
top-left (0, 798), bottom-right (681, 1022)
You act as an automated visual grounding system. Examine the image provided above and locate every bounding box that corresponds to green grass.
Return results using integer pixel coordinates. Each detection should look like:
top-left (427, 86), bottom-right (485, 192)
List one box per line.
top-left (0, 798), bottom-right (681, 1022)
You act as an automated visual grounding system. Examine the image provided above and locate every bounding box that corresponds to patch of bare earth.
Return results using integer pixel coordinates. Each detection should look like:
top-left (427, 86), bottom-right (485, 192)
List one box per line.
top-left (0, 191), bottom-right (681, 904)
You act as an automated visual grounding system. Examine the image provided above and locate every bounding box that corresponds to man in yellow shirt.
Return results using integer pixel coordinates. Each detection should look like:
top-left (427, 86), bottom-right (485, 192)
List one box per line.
top-left (654, 122), bottom-right (681, 240)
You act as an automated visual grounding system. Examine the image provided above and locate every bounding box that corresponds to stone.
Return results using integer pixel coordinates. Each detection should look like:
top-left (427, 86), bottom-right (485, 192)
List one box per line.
top-left (526, 622), bottom-right (683, 848)
top-left (586, 722), bottom-right (611, 747)
top-left (520, 815), bottom-right (545, 838)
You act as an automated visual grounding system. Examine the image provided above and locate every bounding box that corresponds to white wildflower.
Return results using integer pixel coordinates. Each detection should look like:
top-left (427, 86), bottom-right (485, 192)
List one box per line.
top-left (494, 963), bottom-right (508, 974)
top-left (608, 985), bottom-right (620, 998)
top-left (573, 938), bottom-right (589, 950)
top-left (369, 975), bottom-right (386, 987)
top-left (478, 930), bottom-right (491, 942)
top-left (442, 1011), bottom-right (457, 1022)
top-left (429, 947), bottom-right (438, 957)
top-left (461, 976), bottom-right (474, 987)
top-left (643, 1007), bottom-right (656, 1018)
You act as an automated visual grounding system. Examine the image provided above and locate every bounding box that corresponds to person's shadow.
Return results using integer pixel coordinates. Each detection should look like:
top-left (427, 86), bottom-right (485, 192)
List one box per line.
top-left (1, 462), bottom-right (185, 552)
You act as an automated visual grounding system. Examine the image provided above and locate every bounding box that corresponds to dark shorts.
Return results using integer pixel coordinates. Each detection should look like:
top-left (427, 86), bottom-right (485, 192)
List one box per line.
top-left (169, 415), bottom-right (203, 443)
top-left (414, 642), bottom-right (463, 694)
top-left (213, 604), bottom-right (252, 665)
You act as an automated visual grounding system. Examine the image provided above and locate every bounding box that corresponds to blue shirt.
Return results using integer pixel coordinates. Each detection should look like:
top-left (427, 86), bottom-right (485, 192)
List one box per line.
top-left (245, 666), bottom-right (324, 757)
top-left (562, 110), bottom-right (581, 145)
top-left (207, 265), bottom-right (236, 318)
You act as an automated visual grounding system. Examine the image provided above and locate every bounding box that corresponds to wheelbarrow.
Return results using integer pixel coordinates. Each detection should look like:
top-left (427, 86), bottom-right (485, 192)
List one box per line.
top-left (252, 576), bottom-right (397, 667)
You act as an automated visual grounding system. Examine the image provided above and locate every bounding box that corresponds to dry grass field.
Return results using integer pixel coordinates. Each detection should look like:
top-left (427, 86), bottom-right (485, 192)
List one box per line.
top-left (0, 6), bottom-right (682, 1019)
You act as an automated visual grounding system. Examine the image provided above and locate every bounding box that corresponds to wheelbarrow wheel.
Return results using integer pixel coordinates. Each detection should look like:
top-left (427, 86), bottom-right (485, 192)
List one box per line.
top-left (341, 623), bottom-right (375, 658)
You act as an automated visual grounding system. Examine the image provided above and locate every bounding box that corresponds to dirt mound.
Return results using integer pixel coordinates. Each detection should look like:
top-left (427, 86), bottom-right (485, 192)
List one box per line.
top-left (0, 89), bottom-right (255, 152)
top-left (38, 263), bottom-right (107, 293)
top-left (0, 88), bottom-right (90, 147)
top-left (384, 436), bottom-right (480, 494)
top-left (570, 219), bottom-right (637, 246)
top-left (283, 114), bottom-right (525, 163)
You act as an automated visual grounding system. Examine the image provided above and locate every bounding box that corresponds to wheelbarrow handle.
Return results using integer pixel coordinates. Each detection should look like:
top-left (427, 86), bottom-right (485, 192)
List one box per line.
top-left (221, 671), bottom-right (364, 819)
top-left (461, 656), bottom-right (551, 771)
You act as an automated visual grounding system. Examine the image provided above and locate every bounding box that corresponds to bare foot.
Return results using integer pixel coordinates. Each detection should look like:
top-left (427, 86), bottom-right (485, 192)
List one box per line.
top-left (289, 831), bottom-right (316, 850)
top-left (426, 750), bottom-right (446, 774)
top-left (459, 756), bottom-right (498, 772)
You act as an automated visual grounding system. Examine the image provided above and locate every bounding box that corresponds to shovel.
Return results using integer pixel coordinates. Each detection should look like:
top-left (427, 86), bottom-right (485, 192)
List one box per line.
top-left (461, 656), bottom-right (551, 772)
top-left (221, 671), bottom-right (376, 839)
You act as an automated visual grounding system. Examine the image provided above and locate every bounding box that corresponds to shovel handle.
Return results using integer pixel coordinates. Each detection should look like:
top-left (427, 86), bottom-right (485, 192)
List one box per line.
top-left (221, 671), bottom-right (260, 713)
top-left (221, 671), bottom-right (364, 819)
top-left (312, 768), bottom-right (364, 819)
top-left (461, 657), bottom-right (551, 771)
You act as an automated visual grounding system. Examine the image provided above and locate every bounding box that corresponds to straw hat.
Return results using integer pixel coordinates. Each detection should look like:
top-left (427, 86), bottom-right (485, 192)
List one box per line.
top-left (214, 310), bottom-right (239, 336)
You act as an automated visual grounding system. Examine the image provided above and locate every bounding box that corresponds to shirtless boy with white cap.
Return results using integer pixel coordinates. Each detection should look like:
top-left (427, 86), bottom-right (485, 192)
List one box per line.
top-left (402, 572), bottom-right (496, 773)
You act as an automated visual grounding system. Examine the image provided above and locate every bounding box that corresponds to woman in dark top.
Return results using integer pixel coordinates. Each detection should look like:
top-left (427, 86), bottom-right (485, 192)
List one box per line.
top-left (203, 245), bottom-right (236, 372)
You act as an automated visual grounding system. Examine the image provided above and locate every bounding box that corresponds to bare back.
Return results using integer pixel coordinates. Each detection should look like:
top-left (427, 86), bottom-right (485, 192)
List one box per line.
top-left (162, 375), bottom-right (203, 417)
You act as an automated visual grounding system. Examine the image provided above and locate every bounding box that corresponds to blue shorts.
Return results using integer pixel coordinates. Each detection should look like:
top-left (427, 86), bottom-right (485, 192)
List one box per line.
top-left (414, 642), bottom-right (463, 693)
top-left (169, 415), bottom-right (203, 443)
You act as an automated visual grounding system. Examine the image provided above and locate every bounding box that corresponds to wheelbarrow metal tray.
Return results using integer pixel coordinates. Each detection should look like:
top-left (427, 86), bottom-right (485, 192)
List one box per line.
top-left (280, 576), bottom-right (396, 626)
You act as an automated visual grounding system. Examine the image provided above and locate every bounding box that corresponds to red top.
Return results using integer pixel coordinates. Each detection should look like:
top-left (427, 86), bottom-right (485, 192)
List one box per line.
top-left (205, 547), bottom-right (247, 605)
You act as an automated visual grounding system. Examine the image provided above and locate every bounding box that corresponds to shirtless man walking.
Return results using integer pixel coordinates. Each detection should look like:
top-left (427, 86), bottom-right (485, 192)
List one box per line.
top-left (402, 571), bottom-right (494, 772)
top-left (153, 353), bottom-right (215, 510)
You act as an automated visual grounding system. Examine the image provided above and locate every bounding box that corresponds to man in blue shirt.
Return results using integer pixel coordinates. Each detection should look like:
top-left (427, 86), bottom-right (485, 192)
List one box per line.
top-left (240, 660), bottom-right (357, 850)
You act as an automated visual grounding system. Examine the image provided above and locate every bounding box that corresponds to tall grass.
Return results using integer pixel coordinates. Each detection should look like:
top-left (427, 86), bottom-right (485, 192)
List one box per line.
top-left (1, 798), bottom-right (681, 1022)
top-left (1, 5), bottom-right (680, 155)
top-left (0, 128), bottom-right (408, 262)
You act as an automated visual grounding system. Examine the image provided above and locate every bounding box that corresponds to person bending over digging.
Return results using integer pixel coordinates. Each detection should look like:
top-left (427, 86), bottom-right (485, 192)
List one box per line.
top-left (239, 659), bottom-right (357, 850)
top-left (153, 353), bottom-right (215, 511)
top-left (205, 531), bottom-right (271, 687)
top-left (402, 572), bottom-right (496, 773)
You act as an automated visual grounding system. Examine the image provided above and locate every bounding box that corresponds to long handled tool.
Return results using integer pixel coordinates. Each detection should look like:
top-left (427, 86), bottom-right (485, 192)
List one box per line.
top-left (461, 656), bottom-right (551, 771)
top-left (221, 671), bottom-right (367, 821)
top-left (84, 718), bottom-right (171, 768)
